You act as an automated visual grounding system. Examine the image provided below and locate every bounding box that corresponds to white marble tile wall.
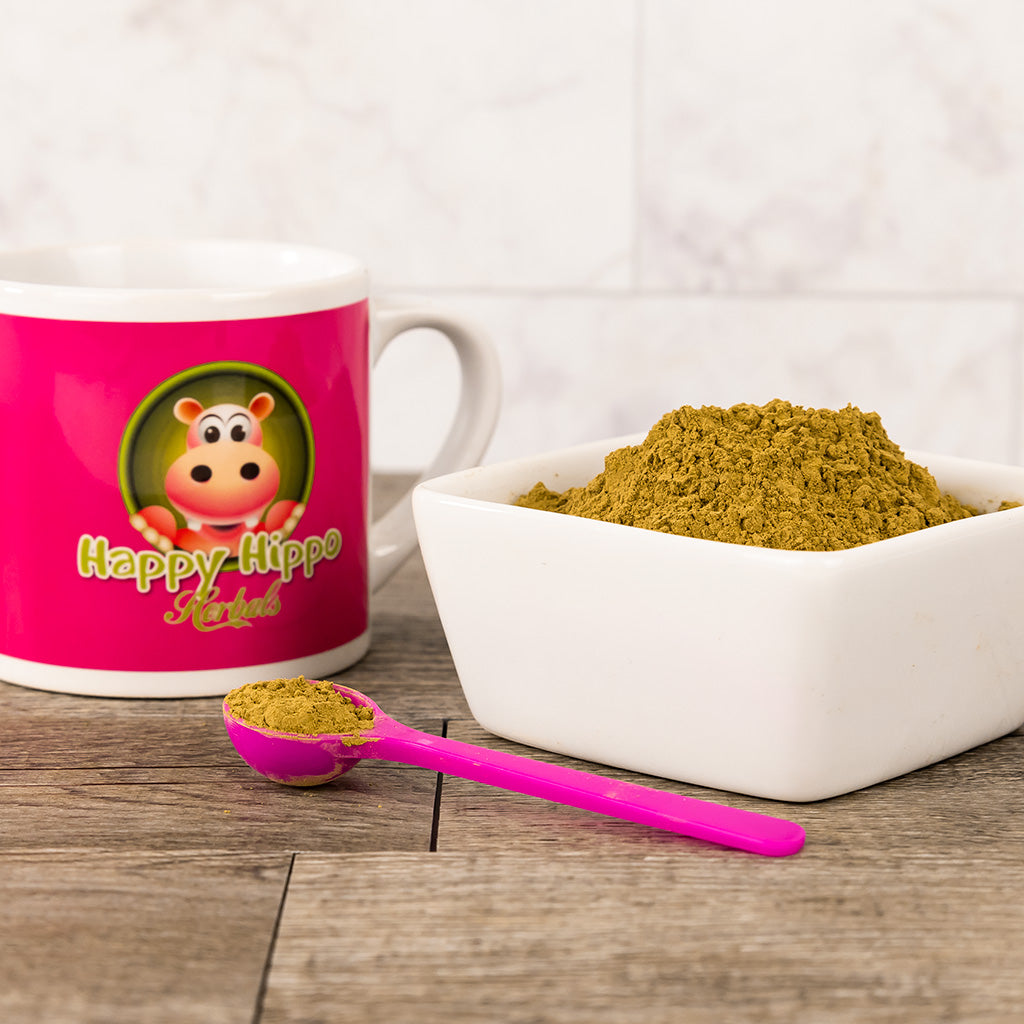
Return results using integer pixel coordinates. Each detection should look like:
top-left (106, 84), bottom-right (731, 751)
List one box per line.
top-left (3, 0), bottom-right (1024, 469)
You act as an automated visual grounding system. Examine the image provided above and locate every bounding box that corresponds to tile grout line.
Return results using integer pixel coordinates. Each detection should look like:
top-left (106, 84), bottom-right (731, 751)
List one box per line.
top-left (251, 851), bottom-right (295, 1024)
top-left (1011, 299), bottom-right (1024, 465)
top-left (373, 283), bottom-right (1024, 303)
top-left (630, 0), bottom-right (646, 294)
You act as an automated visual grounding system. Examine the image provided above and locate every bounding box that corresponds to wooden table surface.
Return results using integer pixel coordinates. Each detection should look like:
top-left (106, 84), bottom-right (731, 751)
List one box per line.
top-left (3, 476), bottom-right (1023, 1024)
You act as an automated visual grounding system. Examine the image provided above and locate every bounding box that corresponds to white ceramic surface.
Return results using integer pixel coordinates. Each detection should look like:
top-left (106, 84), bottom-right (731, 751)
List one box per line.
top-left (413, 437), bottom-right (1024, 802)
top-left (7, 4), bottom-right (1024, 472)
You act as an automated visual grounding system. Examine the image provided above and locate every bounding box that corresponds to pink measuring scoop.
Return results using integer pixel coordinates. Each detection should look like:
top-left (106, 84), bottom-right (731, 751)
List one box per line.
top-left (223, 681), bottom-right (805, 857)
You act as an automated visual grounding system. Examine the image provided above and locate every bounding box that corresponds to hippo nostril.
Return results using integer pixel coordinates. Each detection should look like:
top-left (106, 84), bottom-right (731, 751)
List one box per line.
top-left (191, 465), bottom-right (213, 483)
top-left (240, 462), bottom-right (260, 480)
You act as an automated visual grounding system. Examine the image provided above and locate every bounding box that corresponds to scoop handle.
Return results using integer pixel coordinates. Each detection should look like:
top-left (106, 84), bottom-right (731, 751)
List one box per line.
top-left (372, 722), bottom-right (804, 856)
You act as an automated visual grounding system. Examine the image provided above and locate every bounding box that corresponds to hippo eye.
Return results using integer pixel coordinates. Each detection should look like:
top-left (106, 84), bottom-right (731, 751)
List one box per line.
top-left (226, 413), bottom-right (252, 443)
top-left (197, 413), bottom-right (226, 444)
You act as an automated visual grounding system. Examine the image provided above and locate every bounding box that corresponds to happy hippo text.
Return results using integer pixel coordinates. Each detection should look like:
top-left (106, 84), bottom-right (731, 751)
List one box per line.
top-left (77, 527), bottom-right (342, 594)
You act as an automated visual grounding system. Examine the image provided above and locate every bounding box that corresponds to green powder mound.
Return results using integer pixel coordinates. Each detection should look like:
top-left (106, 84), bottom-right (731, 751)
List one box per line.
top-left (226, 676), bottom-right (375, 740)
top-left (515, 400), bottom-right (982, 552)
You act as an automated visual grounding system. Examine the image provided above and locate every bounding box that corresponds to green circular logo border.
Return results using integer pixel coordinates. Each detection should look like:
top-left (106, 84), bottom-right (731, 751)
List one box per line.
top-left (118, 360), bottom-right (316, 519)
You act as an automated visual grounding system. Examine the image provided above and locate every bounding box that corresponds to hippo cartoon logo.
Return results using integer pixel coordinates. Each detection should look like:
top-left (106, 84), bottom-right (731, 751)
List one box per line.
top-left (119, 362), bottom-right (315, 562)
top-left (130, 392), bottom-right (304, 556)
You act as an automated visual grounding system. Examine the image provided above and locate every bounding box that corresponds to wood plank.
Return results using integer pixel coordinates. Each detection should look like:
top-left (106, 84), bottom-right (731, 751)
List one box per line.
top-left (260, 849), bottom-right (1024, 1024)
top-left (0, 697), bottom-right (236, 769)
top-left (0, 683), bottom-right (448, 771)
top-left (436, 720), bottom-right (1024, 857)
top-left (0, 764), bottom-right (439, 854)
top-left (333, 565), bottom-right (472, 721)
top-left (0, 850), bottom-right (289, 1024)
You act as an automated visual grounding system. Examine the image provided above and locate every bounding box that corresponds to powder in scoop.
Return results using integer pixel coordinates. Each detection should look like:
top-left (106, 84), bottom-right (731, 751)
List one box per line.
top-left (225, 676), bottom-right (376, 742)
top-left (515, 400), bottom-right (996, 552)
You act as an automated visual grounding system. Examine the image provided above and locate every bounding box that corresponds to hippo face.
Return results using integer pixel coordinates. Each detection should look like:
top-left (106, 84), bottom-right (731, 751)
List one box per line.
top-left (164, 393), bottom-right (281, 529)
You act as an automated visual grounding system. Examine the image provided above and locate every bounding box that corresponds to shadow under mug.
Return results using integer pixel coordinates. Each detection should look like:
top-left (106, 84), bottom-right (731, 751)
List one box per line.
top-left (0, 239), bottom-right (501, 697)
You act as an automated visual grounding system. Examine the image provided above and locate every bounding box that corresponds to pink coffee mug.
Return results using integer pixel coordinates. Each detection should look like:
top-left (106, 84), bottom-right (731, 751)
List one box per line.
top-left (0, 239), bottom-right (500, 697)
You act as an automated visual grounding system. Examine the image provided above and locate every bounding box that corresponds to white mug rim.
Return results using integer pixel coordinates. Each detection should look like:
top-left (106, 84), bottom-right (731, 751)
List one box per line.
top-left (0, 238), bottom-right (369, 322)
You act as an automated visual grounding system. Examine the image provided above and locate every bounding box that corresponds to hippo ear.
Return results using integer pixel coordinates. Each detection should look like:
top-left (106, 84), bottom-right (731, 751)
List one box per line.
top-left (249, 392), bottom-right (275, 421)
top-left (173, 398), bottom-right (204, 424)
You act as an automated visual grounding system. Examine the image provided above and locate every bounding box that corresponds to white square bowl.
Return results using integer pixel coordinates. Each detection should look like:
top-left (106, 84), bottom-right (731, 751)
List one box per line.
top-left (411, 436), bottom-right (1024, 802)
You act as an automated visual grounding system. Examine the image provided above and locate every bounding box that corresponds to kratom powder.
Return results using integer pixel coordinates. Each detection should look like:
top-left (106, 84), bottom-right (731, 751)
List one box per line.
top-left (225, 676), bottom-right (375, 741)
top-left (515, 400), bottom-right (988, 552)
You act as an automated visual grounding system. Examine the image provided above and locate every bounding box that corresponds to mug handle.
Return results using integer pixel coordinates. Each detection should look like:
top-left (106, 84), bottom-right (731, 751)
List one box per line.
top-left (368, 301), bottom-right (501, 591)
